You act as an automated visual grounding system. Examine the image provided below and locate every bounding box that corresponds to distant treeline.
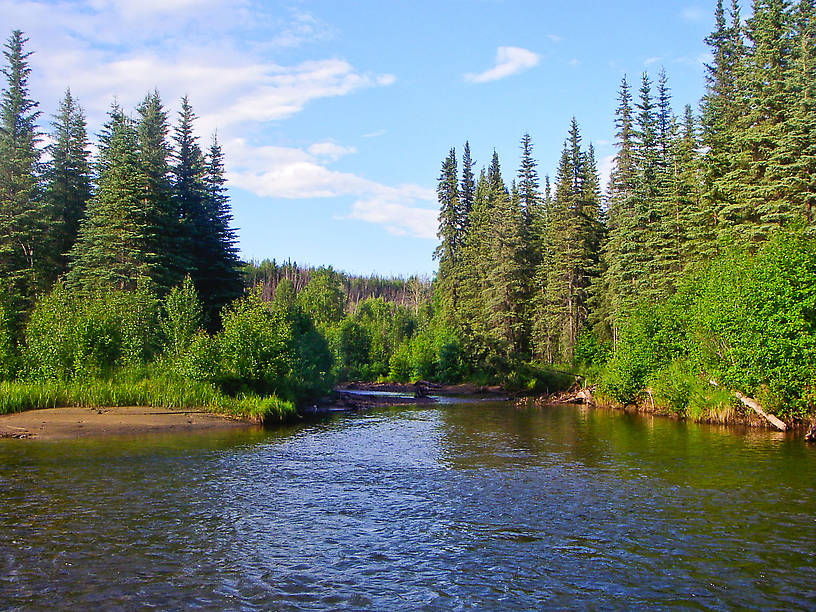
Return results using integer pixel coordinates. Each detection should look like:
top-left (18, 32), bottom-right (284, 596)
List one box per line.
top-left (243, 260), bottom-right (432, 313)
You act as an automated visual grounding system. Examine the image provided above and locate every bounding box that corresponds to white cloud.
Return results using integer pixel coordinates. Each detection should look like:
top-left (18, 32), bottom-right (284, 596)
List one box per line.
top-left (224, 138), bottom-right (437, 238)
top-left (362, 129), bottom-right (387, 138)
top-left (546, 34), bottom-right (562, 43)
top-left (569, 58), bottom-right (580, 67)
top-left (308, 141), bottom-right (357, 161)
top-left (464, 46), bottom-right (540, 83)
top-left (644, 56), bottom-right (661, 66)
top-left (673, 52), bottom-right (712, 69)
top-left (349, 200), bottom-right (438, 239)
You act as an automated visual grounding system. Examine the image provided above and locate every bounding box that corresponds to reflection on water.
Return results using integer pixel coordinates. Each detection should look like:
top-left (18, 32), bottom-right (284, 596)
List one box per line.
top-left (1, 402), bottom-right (814, 609)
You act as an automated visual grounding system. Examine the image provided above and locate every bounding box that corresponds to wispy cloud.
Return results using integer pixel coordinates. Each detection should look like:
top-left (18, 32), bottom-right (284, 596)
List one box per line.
top-left (644, 56), bottom-right (661, 66)
top-left (673, 52), bottom-right (712, 69)
top-left (546, 34), bottom-right (562, 43)
top-left (225, 139), bottom-right (437, 239)
top-left (307, 141), bottom-right (356, 161)
top-left (348, 200), bottom-right (438, 239)
top-left (362, 129), bottom-right (387, 139)
top-left (464, 46), bottom-right (540, 84)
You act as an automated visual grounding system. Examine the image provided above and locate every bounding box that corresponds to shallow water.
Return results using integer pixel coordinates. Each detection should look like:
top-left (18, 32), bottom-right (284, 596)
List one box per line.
top-left (1, 402), bottom-right (815, 610)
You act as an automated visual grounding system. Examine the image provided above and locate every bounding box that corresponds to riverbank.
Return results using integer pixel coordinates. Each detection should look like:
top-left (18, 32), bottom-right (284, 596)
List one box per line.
top-left (519, 385), bottom-right (816, 437)
top-left (0, 405), bottom-right (258, 440)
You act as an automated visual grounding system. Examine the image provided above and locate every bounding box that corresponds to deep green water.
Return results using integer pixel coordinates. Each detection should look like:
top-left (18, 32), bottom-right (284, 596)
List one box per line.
top-left (1, 402), bottom-right (815, 610)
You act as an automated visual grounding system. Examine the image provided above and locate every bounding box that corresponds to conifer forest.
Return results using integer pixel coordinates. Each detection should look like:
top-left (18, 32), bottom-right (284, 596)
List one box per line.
top-left (1, 0), bottom-right (815, 423)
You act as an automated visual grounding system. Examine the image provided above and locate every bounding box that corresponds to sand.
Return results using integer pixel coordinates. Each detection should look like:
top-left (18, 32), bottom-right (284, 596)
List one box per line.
top-left (0, 406), bottom-right (257, 440)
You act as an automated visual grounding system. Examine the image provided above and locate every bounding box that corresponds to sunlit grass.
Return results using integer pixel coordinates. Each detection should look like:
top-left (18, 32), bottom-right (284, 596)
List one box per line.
top-left (0, 377), bottom-right (295, 424)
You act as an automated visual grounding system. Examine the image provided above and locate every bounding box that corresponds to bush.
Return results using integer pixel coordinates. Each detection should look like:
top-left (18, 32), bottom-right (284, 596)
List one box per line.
top-left (25, 284), bottom-right (160, 381)
top-left (160, 276), bottom-right (202, 361)
top-left (217, 291), bottom-right (294, 397)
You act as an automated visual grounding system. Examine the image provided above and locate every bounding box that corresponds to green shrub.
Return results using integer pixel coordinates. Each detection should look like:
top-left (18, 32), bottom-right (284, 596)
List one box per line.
top-left (388, 340), bottom-right (413, 382)
top-left (25, 284), bottom-right (160, 381)
top-left (217, 291), bottom-right (294, 397)
top-left (160, 276), bottom-right (202, 361)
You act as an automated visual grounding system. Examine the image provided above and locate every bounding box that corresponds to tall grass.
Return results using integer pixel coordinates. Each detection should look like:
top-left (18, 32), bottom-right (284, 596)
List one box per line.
top-left (0, 378), bottom-right (295, 424)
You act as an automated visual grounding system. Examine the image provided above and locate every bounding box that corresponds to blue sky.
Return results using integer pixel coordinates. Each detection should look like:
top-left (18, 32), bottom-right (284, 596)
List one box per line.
top-left (5, 0), bottom-right (715, 276)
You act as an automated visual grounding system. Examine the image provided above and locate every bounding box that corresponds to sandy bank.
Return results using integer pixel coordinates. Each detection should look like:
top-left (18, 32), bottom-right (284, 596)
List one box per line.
top-left (0, 406), bottom-right (258, 440)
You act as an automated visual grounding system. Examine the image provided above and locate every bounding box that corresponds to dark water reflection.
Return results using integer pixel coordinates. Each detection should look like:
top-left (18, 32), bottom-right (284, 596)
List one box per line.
top-left (1, 403), bottom-right (815, 610)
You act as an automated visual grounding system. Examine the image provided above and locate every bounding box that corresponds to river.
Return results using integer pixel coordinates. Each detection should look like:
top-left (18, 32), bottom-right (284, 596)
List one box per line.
top-left (1, 401), bottom-right (815, 610)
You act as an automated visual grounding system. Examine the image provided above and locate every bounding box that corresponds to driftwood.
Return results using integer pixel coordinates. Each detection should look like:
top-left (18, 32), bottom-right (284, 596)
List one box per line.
top-left (732, 391), bottom-right (787, 431)
top-left (805, 423), bottom-right (816, 442)
top-left (708, 380), bottom-right (786, 431)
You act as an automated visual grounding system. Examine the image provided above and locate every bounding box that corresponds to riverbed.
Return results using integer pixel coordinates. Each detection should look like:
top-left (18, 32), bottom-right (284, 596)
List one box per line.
top-left (1, 400), bottom-right (814, 609)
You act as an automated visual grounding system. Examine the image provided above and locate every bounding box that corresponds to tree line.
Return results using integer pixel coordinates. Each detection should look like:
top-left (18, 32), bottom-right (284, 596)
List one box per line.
top-left (0, 30), bottom-right (242, 327)
top-left (432, 0), bottom-right (816, 417)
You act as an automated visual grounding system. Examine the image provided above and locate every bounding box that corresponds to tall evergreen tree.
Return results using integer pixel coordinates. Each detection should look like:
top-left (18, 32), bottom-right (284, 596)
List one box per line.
top-left (68, 105), bottom-right (155, 290)
top-left (0, 30), bottom-right (47, 300)
top-left (602, 76), bottom-right (639, 343)
top-left (44, 88), bottom-right (91, 277)
top-left (784, 0), bottom-right (816, 230)
top-left (136, 90), bottom-right (181, 293)
top-left (518, 133), bottom-right (541, 227)
top-left (434, 148), bottom-right (460, 316)
top-left (201, 133), bottom-right (243, 317)
top-left (482, 182), bottom-right (527, 361)
top-left (540, 120), bottom-right (599, 362)
top-left (701, 0), bottom-right (744, 229)
top-left (721, 0), bottom-right (795, 244)
top-left (172, 97), bottom-right (213, 314)
top-left (460, 141), bottom-right (475, 230)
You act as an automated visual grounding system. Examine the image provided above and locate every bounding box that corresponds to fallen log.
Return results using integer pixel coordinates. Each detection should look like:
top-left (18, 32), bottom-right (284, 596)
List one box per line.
top-left (805, 422), bottom-right (816, 442)
top-left (709, 380), bottom-right (787, 431)
top-left (733, 391), bottom-right (787, 431)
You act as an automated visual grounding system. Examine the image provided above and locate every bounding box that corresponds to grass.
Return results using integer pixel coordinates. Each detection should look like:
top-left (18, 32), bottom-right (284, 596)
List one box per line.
top-left (0, 377), bottom-right (295, 424)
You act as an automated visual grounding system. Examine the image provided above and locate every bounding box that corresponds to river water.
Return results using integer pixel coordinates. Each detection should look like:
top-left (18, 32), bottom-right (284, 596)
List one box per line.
top-left (1, 401), bottom-right (815, 610)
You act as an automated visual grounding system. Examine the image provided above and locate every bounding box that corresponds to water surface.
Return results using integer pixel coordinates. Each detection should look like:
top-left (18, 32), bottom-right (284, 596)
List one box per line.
top-left (1, 402), bottom-right (814, 610)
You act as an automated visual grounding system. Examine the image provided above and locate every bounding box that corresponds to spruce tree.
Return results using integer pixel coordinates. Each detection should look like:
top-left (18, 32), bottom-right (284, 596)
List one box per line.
top-left (722, 0), bottom-right (795, 244)
top-left (202, 133), bottom-right (243, 317)
top-left (482, 183), bottom-right (527, 362)
top-left (601, 76), bottom-right (640, 343)
top-left (68, 105), bottom-right (155, 290)
top-left (784, 0), bottom-right (816, 230)
top-left (0, 30), bottom-right (47, 300)
top-left (460, 141), bottom-right (475, 230)
top-left (136, 90), bottom-right (182, 293)
top-left (44, 88), bottom-right (91, 276)
top-left (434, 148), bottom-right (460, 316)
top-left (540, 120), bottom-right (599, 362)
top-left (518, 133), bottom-right (541, 227)
top-left (700, 0), bottom-right (744, 230)
top-left (172, 97), bottom-right (212, 313)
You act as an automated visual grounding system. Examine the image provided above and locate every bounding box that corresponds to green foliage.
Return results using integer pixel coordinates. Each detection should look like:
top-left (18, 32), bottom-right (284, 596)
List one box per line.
top-left (217, 290), bottom-right (294, 397)
top-left (688, 233), bottom-right (816, 417)
top-left (296, 267), bottom-right (345, 331)
top-left (24, 284), bottom-right (160, 381)
top-left (0, 290), bottom-right (18, 380)
top-left (333, 318), bottom-right (370, 380)
top-left (160, 276), bottom-right (202, 361)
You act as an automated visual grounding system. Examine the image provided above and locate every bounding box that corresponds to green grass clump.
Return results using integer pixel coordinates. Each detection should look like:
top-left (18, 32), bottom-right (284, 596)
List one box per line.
top-left (0, 377), bottom-right (295, 424)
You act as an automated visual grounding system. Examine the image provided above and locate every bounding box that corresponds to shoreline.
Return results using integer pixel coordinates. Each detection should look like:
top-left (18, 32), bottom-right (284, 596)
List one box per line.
top-left (0, 406), bottom-right (258, 441)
